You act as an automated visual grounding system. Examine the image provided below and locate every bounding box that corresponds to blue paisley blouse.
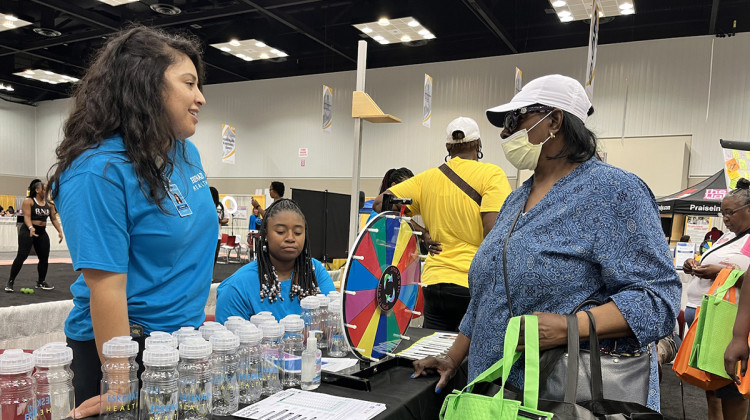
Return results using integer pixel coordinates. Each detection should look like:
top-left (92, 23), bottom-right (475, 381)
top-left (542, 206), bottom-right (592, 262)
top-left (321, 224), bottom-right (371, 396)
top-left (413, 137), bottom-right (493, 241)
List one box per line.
top-left (458, 157), bottom-right (681, 411)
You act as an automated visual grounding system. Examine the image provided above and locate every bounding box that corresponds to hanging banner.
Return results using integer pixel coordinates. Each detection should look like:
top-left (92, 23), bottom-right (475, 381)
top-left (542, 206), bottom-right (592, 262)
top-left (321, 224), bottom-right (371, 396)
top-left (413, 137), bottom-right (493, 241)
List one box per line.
top-left (423, 74), bottom-right (433, 128)
top-left (221, 124), bottom-right (236, 165)
top-left (322, 85), bottom-right (333, 133)
top-left (514, 67), bottom-right (523, 94)
top-left (584, 0), bottom-right (601, 101)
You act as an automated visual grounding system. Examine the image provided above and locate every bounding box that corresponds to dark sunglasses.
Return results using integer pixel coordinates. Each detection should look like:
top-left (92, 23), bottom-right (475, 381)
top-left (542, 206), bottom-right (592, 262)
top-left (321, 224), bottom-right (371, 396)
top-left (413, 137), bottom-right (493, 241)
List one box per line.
top-left (503, 105), bottom-right (554, 133)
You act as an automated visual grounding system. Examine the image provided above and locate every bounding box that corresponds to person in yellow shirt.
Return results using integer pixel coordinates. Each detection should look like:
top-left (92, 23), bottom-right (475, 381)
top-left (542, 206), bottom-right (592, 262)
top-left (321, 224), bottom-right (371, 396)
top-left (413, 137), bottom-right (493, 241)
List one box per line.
top-left (374, 117), bottom-right (511, 331)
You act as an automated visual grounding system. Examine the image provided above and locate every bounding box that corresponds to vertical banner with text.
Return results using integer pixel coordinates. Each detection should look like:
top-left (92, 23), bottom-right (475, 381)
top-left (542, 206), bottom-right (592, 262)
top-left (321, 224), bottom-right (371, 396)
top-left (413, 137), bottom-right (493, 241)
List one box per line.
top-left (423, 74), bottom-right (433, 128)
top-left (221, 124), bottom-right (236, 165)
top-left (514, 67), bottom-right (523, 94)
top-left (584, 0), bottom-right (601, 101)
top-left (322, 85), bottom-right (333, 133)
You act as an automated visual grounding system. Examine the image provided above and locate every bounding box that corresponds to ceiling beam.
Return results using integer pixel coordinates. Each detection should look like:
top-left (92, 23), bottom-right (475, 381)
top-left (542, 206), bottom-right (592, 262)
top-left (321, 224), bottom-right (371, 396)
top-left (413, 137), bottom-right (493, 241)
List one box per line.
top-left (708, 0), bottom-right (721, 34)
top-left (31, 0), bottom-right (120, 31)
top-left (238, 0), bottom-right (357, 64)
top-left (461, 0), bottom-right (517, 54)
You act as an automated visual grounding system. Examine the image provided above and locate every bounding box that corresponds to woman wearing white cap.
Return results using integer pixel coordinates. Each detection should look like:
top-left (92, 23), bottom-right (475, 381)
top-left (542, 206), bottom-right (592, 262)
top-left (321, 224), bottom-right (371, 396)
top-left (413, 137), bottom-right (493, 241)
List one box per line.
top-left (374, 117), bottom-right (512, 332)
top-left (412, 74), bottom-right (680, 411)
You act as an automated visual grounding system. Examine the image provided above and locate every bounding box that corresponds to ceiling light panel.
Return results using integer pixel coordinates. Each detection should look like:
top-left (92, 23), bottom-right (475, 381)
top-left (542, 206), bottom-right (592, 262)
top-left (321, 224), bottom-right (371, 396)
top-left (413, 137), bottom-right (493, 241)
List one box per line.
top-left (210, 39), bottom-right (288, 62)
top-left (353, 16), bottom-right (435, 45)
top-left (13, 69), bottom-right (79, 84)
top-left (96, 0), bottom-right (140, 5)
top-left (0, 13), bottom-right (32, 33)
top-left (549, 0), bottom-right (635, 22)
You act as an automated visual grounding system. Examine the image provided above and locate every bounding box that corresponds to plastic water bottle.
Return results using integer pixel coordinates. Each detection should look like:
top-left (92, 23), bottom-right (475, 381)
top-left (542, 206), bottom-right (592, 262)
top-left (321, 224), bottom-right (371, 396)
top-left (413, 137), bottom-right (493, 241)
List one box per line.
top-left (145, 332), bottom-right (178, 349)
top-left (209, 330), bottom-right (239, 416)
top-left (260, 323), bottom-right (284, 396)
top-left (199, 322), bottom-right (226, 341)
top-left (172, 327), bottom-right (201, 345)
top-left (280, 316), bottom-right (305, 388)
top-left (316, 294), bottom-right (330, 349)
top-left (101, 336), bottom-right (140, 420)
top-left (300, 296), bottom-right (320, 346)
top-left (235, 323), bottom-right (263, 404)
top-left (140, 344), bottom-right (179, 420)
top-left (177, 337), bottom-right (212, 420)
top-left (300, 333), bottom-right (321, 391)
top-left (0, 349), bottom-right (36, 420)
top-left (223, 317), bottom-right (246, 335)
top-left (33, 342), bottom-right (74, 420)
top-left (327, 299), bottom-right (347, 357)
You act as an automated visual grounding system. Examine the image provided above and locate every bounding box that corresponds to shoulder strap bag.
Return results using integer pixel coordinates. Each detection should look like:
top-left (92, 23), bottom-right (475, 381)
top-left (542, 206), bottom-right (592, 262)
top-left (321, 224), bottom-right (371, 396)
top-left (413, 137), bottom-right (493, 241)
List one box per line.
top-left (438, 163), bottom-right (482, 207)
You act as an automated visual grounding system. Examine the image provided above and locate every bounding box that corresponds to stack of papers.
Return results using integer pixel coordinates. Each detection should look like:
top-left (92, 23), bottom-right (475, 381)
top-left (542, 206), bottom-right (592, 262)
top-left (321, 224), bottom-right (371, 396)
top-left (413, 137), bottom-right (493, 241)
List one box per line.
top-left (321, 357), bottom-right (359, 373)
top-left (395, 332), bottom-right (457, 360)
top-left (233, 389), bottom-right (386, 420)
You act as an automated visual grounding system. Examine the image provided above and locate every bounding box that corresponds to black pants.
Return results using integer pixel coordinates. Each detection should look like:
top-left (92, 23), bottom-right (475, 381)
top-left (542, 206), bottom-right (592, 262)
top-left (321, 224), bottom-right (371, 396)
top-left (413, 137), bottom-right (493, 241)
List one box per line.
top-left (422, 283), bottom-right (471, 332)
top-left (67, 336), bottom-right (147, 404)
top-left (9, 225), bottom-right (50, 284)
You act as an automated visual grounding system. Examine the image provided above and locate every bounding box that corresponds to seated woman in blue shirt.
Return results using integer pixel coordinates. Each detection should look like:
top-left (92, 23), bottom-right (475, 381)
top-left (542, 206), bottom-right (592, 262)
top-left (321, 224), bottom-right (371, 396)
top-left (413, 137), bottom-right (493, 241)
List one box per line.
top-left (216, 198), bottom-right (335, 322)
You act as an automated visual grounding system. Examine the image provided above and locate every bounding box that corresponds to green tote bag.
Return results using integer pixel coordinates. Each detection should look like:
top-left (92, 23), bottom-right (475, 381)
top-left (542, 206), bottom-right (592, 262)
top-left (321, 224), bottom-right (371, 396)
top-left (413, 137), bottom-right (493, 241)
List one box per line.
top-left (440, 315), bottom-right (553, 420)
top-left (689, 269), bottom-right (744, 379)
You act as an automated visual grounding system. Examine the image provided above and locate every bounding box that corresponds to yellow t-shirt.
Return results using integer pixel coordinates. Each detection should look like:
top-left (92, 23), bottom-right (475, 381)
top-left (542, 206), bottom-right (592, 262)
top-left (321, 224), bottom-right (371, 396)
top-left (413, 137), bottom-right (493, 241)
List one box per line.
top-left (389, 158), bottom-right (511, 287)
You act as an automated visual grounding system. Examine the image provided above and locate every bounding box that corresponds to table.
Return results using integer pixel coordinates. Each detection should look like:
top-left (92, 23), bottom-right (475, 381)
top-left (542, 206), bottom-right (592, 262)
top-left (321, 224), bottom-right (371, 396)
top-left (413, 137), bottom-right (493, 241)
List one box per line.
top-left (224, 328), bottom-right (468, 420)
top-left (0, 217), bottom-right (68, 253)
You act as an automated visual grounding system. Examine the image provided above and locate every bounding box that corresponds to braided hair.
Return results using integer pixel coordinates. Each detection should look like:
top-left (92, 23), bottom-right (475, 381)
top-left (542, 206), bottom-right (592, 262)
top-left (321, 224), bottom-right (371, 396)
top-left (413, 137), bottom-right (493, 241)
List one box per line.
top-left (256, 198), bottom-right (319, 303)
top-left (378, 167), bottom-right (414, 194)
top-left (729, 178), bottom-right (750, 204)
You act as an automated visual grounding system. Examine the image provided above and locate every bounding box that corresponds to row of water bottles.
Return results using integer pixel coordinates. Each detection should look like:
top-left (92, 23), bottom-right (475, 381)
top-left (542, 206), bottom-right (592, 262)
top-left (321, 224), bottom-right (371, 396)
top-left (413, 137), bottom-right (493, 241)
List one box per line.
top-left (299, 292), bottom-right (347, 357)
top-left (0, 343), bottom-right (75, 420)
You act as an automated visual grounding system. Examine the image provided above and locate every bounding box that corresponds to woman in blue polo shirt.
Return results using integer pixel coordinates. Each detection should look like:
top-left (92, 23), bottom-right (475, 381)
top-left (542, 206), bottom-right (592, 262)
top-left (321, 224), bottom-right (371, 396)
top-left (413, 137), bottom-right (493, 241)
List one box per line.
top-left (216, 199), bottom-right (335, 322)
top-left (48, 25), bottom-right (216, 417)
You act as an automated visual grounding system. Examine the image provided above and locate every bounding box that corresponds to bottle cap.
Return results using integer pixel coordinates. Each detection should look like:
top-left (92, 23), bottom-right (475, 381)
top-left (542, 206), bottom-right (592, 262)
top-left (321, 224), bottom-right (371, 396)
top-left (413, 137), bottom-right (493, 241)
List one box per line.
top-left (179, 337), bottom-right (212, 359)
top-left (172, 327), bottom-right (201, 344)
top-left (0, 349), bottom-right (35, 374)
top-left (145, 331), bottom-right (178, 349)
top-left (224, 317), bottom-right (247, 334)
top-left (300, 296), bottom-right (319, 309)
top-left (102, 336), bottom-right (138, 357)
top-left (209, 330), bottom-right (240, 351)
top-left (199, 322), bottom-right (227, 341)
top-left (250, 313), bottom-right (275, 327)
top-left (143, 344), bottom-right (179, 366)
top-left (257, 311), bottom-right (273, 317)
top-left (236, 323), bottom-right (262, 344)
top-left (261, 323), bottom-right (284, 339)
top-left (316, 294), bottom-right (329, 307)
top-left (307, 332), bottom-right (317, 350)
top-left (281, 317), bottom-right (304, 333)
top-left (328, 298), bottom-right (341, 313)
top-left (33, 343), bottom-right (73, 367)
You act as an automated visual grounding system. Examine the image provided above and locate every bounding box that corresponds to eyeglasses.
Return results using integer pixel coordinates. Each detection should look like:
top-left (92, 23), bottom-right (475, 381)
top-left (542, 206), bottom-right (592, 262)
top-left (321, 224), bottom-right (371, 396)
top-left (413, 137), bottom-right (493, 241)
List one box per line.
top-left (719, 203), bottom-right (750, 218)
top-left (503, 105), bottom-right (554, 133)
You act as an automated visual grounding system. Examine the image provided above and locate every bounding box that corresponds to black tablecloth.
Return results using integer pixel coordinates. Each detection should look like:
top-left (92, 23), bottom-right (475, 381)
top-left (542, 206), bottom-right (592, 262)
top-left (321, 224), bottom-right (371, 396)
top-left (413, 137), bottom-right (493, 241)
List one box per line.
top-left (316, 328), bottom-right (468, 420)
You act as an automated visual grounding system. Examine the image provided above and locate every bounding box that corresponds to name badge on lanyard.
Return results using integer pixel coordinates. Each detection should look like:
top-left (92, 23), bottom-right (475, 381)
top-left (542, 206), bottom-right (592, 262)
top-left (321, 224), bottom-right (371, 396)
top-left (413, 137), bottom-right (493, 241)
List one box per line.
top-left (166, 181), bottom-right (192, 217)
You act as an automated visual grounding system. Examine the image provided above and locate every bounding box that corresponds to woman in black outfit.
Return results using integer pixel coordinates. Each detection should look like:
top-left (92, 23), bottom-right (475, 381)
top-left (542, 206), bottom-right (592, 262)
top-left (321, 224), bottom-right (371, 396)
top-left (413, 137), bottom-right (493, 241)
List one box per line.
top-left (211, 186), bottom-right (229, 264)
top-left (5, 179), bottom-right (64, 292)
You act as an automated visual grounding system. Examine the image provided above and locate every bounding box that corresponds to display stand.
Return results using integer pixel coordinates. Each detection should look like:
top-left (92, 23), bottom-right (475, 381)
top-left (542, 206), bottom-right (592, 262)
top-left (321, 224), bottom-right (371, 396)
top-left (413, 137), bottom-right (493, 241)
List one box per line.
top-left (348, 40), bottom-right (401, 249)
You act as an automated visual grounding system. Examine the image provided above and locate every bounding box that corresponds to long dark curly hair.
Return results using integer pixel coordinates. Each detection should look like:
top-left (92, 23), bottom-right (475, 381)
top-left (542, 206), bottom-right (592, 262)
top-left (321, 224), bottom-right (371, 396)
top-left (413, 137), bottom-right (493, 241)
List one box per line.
top-left (48, 25), bottom-right (205, 212)
top-left (256, 199), bottom-right (319, 303)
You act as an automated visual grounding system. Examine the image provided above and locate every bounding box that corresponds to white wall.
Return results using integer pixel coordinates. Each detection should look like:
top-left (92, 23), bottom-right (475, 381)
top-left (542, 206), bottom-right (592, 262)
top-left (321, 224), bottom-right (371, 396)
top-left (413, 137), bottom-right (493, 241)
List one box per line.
top-left (20, 32), bottom-right (750, 188)
top-left (0, 101), bottom-right (36, 177)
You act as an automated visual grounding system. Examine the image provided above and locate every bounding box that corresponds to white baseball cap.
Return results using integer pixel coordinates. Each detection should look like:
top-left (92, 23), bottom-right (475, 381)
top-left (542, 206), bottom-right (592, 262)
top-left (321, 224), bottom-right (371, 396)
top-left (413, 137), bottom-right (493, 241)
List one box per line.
top-left (486, 74), bottom-right (593, 128)
top-left (446, 117), bottom-right (481, 144)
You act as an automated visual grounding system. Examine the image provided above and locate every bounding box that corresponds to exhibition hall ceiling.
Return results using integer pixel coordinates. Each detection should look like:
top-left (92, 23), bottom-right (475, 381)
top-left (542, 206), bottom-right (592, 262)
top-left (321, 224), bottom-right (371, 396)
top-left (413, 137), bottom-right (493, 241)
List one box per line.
top-left (0, 0), bottom-right (747, 105)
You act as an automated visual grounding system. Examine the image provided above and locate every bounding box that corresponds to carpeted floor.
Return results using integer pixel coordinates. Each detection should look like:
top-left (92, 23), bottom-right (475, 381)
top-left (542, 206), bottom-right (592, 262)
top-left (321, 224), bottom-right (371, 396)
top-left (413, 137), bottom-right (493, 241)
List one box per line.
top-left (2, 259), bottom-right (747, 418)
top-left (0, 260), bottom-right (243, 307)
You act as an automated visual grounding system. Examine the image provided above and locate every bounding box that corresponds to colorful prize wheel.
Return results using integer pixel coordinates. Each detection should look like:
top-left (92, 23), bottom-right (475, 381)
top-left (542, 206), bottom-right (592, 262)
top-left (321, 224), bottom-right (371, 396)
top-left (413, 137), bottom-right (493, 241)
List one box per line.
top-left (341, 211), bottom-right (422, 361)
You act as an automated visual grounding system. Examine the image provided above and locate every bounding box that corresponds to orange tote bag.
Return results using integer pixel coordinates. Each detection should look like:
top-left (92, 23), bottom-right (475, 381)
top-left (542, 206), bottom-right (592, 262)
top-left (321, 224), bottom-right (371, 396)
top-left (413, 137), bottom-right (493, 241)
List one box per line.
top-left (673, 268), bottom-right (736, 390)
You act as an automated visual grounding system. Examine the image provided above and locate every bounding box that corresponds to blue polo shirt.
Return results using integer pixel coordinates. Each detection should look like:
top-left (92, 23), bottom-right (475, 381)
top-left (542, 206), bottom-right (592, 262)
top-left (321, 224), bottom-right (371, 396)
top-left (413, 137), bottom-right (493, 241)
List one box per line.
top-left (56, 136), bottom-right (218, 340)
top-left (215, 259), bottom-right (335, 323)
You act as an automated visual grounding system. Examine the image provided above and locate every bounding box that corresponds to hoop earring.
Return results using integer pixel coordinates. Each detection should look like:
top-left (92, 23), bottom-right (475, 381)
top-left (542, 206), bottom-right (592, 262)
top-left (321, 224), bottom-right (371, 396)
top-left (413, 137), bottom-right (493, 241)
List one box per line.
top-left (445, 154), bottom-right (450, 162)
top-left (477, 146), bottom-right (484, 160)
